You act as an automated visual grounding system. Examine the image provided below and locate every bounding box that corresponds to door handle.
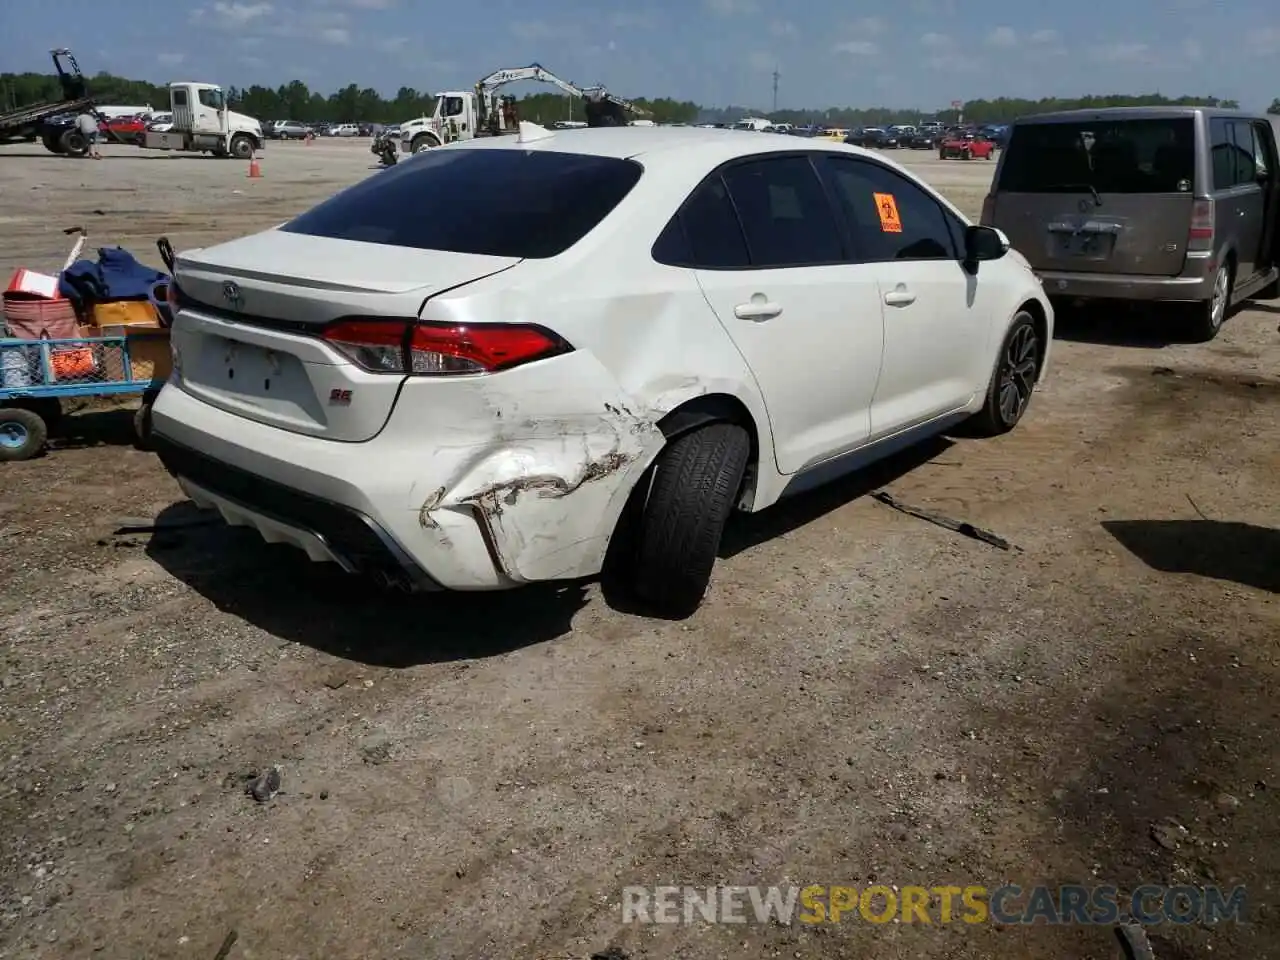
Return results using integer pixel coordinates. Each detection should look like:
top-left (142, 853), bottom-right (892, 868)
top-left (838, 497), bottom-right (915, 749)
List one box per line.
top-left (734, 301), bottom-right (783, 321)
top-left (883, 288), bottom-right (916, 306)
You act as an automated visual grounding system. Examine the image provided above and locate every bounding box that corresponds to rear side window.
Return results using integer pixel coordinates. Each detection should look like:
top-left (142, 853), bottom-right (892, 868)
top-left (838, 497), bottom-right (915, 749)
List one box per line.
top-left (281, 148), bottom-right (643, 258)
top-left (720, 156), bottom-right (844, 267)
top-left (998, 118), bottom-right (1195, 194)
top-left (680, 177), bottom-right (751, 268)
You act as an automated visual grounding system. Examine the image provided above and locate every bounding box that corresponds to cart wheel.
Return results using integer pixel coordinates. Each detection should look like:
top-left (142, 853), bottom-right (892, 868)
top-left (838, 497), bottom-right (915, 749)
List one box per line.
top-left (0, 408), bottom-right (48, 462)
top-left (10, 397), bottom-right (62, 435)
top-left (133, 401), bottom-right (154, 451)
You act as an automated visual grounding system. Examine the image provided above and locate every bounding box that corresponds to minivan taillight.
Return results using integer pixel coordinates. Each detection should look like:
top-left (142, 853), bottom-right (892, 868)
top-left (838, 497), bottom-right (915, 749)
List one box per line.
top-left (1188, 200), bottom-right (1214, 252)
top-left (321, 320), bottom-right (573, 376)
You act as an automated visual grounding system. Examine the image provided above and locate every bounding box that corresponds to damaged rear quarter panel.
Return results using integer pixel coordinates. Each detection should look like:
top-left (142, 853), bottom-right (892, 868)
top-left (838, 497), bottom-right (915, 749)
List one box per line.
top-left (416, 358), bottom-right (666, 583)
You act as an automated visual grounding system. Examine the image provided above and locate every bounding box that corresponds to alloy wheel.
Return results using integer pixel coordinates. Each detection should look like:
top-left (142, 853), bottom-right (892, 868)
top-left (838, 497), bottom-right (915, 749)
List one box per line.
top-left (997, 322), bottom-right (1039, 425)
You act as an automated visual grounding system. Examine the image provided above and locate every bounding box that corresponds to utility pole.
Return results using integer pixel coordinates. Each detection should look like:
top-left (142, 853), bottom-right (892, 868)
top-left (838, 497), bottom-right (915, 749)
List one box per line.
top-left (771, 66), bottom-right (780, 113)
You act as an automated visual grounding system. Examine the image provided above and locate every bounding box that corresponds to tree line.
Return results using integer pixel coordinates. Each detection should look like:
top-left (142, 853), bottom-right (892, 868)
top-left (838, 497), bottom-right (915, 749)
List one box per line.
top-left (1, 68), bottom-right (1272, 127)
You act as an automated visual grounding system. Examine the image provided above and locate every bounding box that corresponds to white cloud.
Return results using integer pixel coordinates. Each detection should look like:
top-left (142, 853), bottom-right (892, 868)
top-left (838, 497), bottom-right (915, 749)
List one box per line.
top-left (706, 0), bottom-right (757, 15)
top-left (1247, 26), bottom-right (1280, 56)
top-left (847, 16), bottom-right (888, 36)
top-left (191, 2), bottom-right (273, 27)
top-left (986, 26), bottom-right (1017, 47)
top-left (832, 39), bottom-right (878, 56)
top-left (157, 52), bottom-right (185, 66)
top-left (318, 27), bottom-right (349, 43)
top-left (1093, 41), bottom-right (1151, 63)
top-left (770, 20), bottom-right (799, 39)
top-left (920, 32), bottom-right (950, 49)
top-left (508, 20), bottom-right (581, 40)
top-left (1029, 29), bottom-right (1058, 43)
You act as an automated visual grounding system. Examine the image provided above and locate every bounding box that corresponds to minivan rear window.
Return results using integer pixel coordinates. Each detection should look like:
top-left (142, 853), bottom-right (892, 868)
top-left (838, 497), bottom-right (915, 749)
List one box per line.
top-left (998, 117), bottom-right (1195, 194)
top-left (281, 148), bottom-right (643, 258)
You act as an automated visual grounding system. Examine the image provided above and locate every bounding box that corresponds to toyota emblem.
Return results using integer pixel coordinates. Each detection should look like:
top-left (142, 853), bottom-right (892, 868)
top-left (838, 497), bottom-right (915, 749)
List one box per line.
top-left (222, 280), bottom-right (243, 310)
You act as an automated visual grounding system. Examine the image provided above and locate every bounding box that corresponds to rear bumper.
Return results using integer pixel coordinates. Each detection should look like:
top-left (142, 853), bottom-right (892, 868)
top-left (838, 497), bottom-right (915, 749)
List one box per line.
top-left (149, 359), bottom-right (665, 591)
top-left (1036, 255), bottom-right (1215, 303)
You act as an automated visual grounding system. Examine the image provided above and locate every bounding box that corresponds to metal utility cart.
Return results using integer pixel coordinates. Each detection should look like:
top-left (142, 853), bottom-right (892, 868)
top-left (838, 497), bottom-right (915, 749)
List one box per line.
top-left (0, 329), bottom-right (168, 461)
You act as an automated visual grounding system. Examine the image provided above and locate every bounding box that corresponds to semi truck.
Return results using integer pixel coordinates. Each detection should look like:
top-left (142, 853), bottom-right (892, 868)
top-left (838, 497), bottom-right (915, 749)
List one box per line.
top-left (140, 82), bottom-right (264, 157)
top-left (399, 63), bottom-right (648, 154)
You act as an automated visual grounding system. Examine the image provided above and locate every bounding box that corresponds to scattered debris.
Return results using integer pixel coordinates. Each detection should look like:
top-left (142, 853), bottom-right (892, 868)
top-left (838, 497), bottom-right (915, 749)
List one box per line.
top-left (1149, 818), bottom-right (1188, 851)
top-left (871, 491), bottom-right (1014, 551)
top-left (112, 516), bottom-right (220, 535)
top-left (1114, 920), bottom-right (1156, 960)
top-left (245, 766), bottom-right (282, 803)
top-left (212, 929), bottom-right (238, 960)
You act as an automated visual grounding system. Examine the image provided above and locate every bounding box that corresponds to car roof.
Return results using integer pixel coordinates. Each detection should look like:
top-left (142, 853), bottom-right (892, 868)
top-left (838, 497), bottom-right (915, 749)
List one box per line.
top-left (1017, 105), bottom-right (1270, 124)
top-left (445, 124), bottom-right (888, 166)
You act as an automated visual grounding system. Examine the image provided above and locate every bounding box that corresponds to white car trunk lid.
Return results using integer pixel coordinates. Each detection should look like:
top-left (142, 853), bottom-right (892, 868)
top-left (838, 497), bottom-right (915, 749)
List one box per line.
top-left (170, 231), bottom-right (520, 442)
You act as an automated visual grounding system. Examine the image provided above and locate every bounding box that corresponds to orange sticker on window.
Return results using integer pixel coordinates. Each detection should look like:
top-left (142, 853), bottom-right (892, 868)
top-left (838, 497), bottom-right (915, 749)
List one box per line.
top-left (874, 192), bottom-right (903, 233)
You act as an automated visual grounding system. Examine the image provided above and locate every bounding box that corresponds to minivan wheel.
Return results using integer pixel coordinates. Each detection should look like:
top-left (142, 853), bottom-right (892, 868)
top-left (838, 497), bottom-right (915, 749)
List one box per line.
top-left (1187, 261), bottom-right (1232, 342)
top-left (968, 311), bottom-right (1041, 437)
top-left (627, 423), bottom-right (750, 619)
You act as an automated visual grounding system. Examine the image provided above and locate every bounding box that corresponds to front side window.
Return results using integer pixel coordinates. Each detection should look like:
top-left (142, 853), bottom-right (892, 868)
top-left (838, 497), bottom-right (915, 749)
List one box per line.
top-left (822, 156), bottom-right (959, 262)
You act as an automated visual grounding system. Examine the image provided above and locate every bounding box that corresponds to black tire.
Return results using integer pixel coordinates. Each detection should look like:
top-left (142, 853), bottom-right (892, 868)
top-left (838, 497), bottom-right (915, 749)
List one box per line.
top-left (229, 135), bottom-right (254, 160)
top-left (411, 134), bottom-right (437, 154)
top-left (967, 311), bottom-right (1042, 437)
top-left (10, 397), bottom-right (62, 434)
top-left (41, 132), bottom-right (66, 154)
top-left (60, 128), bottom-right (89, 157)
top-left (0, 407), bottom-right (49, 462)
top-left (628, 424), bottom-right (750, 618)
top-left (133, 402), bottom-right (154, 451)
top-left (1185, 260), bottom-right (1232, 343)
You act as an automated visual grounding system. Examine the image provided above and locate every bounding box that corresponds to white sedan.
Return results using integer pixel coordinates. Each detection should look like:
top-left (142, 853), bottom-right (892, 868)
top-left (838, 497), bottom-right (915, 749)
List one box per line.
top-left (150, 123), bottom-right (1052, 618)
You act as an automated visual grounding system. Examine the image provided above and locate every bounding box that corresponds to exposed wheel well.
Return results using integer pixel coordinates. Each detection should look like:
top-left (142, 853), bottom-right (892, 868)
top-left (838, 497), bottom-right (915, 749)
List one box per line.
top-left (656, 393), bottom-right (761, 506)
top-left (1017, 298), bottom-right (1049, 375)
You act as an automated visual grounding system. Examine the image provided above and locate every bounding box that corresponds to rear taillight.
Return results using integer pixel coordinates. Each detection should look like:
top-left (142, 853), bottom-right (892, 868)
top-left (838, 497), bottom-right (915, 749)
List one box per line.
top-left (321, 320), bottom-right (572, 376)
top-left (1188, 200), bottom-right (1214, 251)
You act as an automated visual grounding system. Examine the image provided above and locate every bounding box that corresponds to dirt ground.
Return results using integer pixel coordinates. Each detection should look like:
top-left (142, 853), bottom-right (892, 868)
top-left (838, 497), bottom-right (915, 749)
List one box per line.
top-left (1, 139), bottom-right (1278, 960)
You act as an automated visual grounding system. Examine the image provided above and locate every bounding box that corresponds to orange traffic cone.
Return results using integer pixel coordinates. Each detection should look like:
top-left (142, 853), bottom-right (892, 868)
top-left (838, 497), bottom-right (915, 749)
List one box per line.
top-left (247, 152), bottom-right (262, 178)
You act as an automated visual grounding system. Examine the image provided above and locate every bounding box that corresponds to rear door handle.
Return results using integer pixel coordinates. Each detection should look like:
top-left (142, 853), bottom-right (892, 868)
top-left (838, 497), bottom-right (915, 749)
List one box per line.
top-left (883, 288), bottom-right (916, 306)
top-left (734, 301), bottom-right (783, 321)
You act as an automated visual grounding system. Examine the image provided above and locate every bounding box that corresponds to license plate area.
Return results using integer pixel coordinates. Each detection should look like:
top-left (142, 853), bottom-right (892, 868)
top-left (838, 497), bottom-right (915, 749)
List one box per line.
top-left (217, 336), bottom-right (308, 401)
top-left (1047, 220), bottom-right (1121, 261)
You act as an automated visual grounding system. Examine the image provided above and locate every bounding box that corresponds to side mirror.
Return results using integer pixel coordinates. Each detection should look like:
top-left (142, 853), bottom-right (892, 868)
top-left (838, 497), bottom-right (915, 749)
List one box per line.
top-left (964, 224), bottom-right (1010, 264)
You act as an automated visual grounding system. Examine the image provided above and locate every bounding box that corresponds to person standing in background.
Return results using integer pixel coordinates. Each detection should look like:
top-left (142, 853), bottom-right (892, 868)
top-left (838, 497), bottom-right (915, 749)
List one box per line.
top-left (75, 111), bottom-right (101, 159)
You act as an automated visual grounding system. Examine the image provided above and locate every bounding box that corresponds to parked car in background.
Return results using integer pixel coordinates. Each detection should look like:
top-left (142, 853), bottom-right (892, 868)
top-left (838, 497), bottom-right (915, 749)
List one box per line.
top-left (328, 123), bottom-right (360, 137)
top-left (940, 131), bottom-right (996, 160)
top-left (847, 127), bottom-right (900, 149)
top-left (982, 106), bottom-right (1280, 342)
top-left (101, 115), bottom-right (147, 145)
top-left (269, 120), bottom-right (313, 139)
top-left (908, 130), bottom-right (942, 149)
top-left (146, 112), bottom-right (174, 133)
top-left (149, 126), bottom-right (1052, 619)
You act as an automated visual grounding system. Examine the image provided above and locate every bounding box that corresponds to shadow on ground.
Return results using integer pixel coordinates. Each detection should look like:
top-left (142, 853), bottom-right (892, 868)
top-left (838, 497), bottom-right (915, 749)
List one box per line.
top-left (1103, 518), bottom-right (1280, 594)
top-left (144, 501), bottom-right (588, 667)
top-left (719, 435), bottom-right (954, 558)
top-left (48, 408), bottom-right (140, 450)
top-left (1051, 302), bottom-right (1190, 348)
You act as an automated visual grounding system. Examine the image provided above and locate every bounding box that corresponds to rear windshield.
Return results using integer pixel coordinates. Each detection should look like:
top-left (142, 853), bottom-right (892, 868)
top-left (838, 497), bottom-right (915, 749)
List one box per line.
top-left (281, 148), bottom-right (643, 258)
top-left (998, 117), bottom-right (1195, 194)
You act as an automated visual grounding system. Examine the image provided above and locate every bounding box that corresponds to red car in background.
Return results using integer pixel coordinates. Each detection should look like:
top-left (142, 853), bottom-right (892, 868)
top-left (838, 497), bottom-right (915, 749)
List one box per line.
top-left (939, 130), bottom-right (996, 160)
top-left (99, 115), bottom-right (147, 145)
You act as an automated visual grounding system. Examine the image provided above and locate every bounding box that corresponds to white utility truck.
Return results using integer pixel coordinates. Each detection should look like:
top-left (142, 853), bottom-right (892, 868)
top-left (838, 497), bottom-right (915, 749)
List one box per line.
top-left (142, 82), bottom-right (265, 158)
top-left (399, 63), bottom-right (648, 154)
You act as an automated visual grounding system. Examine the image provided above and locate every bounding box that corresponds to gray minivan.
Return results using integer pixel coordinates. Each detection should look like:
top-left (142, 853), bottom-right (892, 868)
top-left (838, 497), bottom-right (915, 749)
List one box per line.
top-left (981, 107), bottom-right (1280, 340)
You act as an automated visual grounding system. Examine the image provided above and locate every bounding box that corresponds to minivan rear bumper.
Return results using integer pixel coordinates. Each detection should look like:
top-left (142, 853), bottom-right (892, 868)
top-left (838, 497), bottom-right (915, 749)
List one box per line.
top-left (1035, 253), bottom-right (1215, 303)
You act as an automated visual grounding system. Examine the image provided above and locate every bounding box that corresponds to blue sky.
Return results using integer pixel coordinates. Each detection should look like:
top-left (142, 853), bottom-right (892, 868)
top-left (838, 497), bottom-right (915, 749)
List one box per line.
top-left (4, 0), bottom-right (1278, 111)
